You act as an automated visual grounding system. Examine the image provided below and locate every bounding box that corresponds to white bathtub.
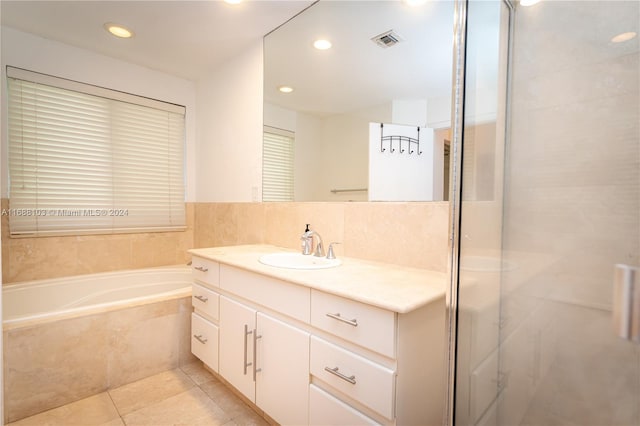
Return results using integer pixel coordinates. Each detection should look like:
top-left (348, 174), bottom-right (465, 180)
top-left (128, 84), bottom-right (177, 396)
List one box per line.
top-left (3, 265), bottom-right (195, 423)
top-left (3, 265), bottom-right (192, 329)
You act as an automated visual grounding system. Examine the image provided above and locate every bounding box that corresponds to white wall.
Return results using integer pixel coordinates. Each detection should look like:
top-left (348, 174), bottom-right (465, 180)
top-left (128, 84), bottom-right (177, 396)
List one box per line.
top-left (293, 112), bottom-right (323, 201)
top-left (196, 41), bottom-right (263, 202)
top-left (0, 27), bottom-right (197, 201)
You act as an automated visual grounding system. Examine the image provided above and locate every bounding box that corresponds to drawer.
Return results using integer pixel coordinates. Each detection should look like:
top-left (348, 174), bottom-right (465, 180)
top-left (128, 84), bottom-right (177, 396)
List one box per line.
top-left (311, 290), bottom-right (396, 358)
top-left (191, 257), bottom-right (220, 287)
top-left (191, 312), bottom-right (219, 372)
top-left (220, 265), bottom-right (310, 323)
top-left (310, 336), bottom-right (395, 420)
top-left (192, 283), bottom-right (220, 321)
top-left (309, 384), bottom-right (380, 426)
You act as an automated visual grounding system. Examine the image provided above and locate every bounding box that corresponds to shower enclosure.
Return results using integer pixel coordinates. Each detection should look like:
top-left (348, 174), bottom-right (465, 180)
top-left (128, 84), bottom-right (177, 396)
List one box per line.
top-left (448, 0), bottom-right (640, 425)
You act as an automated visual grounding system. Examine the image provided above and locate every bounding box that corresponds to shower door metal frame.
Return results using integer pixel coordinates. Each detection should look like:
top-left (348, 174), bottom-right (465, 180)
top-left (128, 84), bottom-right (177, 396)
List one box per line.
top-left (444, 0), bottom-right (515, 424)
top-left (444, 0), bottom-right (468, 422)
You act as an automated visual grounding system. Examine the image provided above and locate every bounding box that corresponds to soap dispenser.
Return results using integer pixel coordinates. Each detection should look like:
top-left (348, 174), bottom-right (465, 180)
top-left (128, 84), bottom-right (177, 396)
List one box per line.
top-left (301, 224), bottom-right (313, 255)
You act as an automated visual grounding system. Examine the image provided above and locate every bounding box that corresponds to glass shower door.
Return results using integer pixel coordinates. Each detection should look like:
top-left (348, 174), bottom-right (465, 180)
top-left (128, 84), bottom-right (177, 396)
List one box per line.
top-left (453, 0), bottom-right (640, 425)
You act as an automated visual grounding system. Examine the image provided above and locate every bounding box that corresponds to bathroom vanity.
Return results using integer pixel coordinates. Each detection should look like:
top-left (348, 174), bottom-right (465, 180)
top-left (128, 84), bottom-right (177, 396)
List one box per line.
top-left (188, 245), bottom-right (446, 426)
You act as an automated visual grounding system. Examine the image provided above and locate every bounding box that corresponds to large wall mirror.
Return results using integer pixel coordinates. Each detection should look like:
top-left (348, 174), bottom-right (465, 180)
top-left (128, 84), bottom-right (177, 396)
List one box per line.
top-left (262, 0), bottom-right (456, 202)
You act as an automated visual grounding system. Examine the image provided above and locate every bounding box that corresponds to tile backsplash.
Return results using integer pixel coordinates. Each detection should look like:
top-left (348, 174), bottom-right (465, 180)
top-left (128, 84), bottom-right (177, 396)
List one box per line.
top-left (194, 202), bottom-right (449, 272)
top-left (1, 199), bottom-right (195, 283)
top-left (2, 200), bottom-right (449, 283)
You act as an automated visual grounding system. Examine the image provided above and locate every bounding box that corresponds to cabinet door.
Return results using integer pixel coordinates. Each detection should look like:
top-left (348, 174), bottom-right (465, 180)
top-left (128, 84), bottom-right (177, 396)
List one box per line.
top-left (219, 296), bottom-right (257, 401)
top-left (255, 312), bottom-right (310, 426)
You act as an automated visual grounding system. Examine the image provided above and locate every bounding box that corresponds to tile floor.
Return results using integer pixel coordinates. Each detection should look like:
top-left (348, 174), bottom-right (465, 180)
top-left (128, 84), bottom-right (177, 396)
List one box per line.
top-left (7, 362), bottom-right (271, 426)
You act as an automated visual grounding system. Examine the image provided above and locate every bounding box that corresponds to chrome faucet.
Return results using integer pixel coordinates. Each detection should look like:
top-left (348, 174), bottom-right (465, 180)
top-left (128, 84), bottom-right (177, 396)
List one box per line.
top-left (302, 226), bottom-right (325, 257)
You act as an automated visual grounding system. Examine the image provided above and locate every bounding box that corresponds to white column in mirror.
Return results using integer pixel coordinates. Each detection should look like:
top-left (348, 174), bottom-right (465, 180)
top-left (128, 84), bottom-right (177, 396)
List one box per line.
top-left (368, 123), bottom-right (444, 201)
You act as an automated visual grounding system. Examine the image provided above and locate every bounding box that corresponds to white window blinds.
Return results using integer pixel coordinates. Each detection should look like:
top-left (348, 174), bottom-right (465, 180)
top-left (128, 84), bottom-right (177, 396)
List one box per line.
top-left (7, 67), bottom-right (186, 237)
top-left (262, 126), bottom-right (294, 202)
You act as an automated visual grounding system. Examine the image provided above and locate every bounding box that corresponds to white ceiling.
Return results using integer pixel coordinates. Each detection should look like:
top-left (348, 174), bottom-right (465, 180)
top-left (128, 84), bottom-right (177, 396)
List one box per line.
top-left (0, 0), bottom-right (314, 81)
top-left (1, 0), bottom-right (464, 117)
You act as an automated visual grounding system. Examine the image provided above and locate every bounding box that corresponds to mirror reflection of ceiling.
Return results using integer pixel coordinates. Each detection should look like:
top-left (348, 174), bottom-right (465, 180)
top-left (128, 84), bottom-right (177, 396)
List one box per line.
top-left (264, 0), bottom-right (456, 118)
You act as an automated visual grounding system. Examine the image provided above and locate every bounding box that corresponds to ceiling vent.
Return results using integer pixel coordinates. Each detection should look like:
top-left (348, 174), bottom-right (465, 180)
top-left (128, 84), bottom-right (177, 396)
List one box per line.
top-left (371, 30), bottom-right (404, 48)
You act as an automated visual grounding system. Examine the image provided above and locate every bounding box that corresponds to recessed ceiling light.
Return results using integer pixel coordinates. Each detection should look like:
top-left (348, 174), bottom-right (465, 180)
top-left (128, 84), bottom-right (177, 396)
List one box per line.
top-left (278, 86), bottom-right (294, 94)
top-left (313, 39), bottom-right (332, 50)
top-left (104, 23), bottom-right (134, 38)
top-left (520, 0), bottom-right (541, 6)
top-left (611, 31), bottom-right (637, 43)
top-left (224, 0), bottom-right (242, 4)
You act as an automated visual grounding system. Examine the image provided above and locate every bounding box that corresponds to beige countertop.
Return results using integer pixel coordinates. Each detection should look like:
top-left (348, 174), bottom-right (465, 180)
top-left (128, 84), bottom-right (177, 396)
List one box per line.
top-left (188, 245), bottom-right (446, 314)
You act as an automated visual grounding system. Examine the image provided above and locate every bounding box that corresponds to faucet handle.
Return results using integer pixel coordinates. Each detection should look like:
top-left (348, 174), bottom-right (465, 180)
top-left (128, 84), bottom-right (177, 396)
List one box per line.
top-left (326, 242), bottom-right (341, 259)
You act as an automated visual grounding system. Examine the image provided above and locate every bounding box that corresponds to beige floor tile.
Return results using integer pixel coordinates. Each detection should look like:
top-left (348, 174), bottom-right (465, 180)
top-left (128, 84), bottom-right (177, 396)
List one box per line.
top-left (122, 387), bottom-right (230, 426)
top-left (181, 361), bottom-right (217, 385)
top-left (99, 419), bottom-right (126, 426)
top-left (231, 409), bottom-right (271, 426)
top-left (199, 379), bottom-right (268, 425)
top-left (109, 369), bottom-right (195, 416)
top-left (8, 393), bottom-right (119, 426)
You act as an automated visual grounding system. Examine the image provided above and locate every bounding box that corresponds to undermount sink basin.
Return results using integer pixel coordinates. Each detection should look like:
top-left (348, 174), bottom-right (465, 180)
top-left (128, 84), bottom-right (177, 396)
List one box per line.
top-left (460, 256), bottom-right (517, 272)
top-left (259, 252), bottom-right (341, 270)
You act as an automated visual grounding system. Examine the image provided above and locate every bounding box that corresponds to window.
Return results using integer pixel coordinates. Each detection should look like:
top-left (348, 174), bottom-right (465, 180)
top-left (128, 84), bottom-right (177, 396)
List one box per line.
top-left (262, 126), bottom-right (294, 202)
top-left (7, 67), bottom-right (186, 237)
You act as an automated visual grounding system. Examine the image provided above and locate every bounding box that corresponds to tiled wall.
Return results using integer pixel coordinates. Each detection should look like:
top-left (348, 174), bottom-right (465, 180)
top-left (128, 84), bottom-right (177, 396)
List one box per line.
top-left (498, 2), bottom-right (640, 425)
top-left (2, 200), bottom-right (449, 283)
top-left (1, 200), bottom-right (195, 283)
top-left (193, 202), bottom-right (450, 272)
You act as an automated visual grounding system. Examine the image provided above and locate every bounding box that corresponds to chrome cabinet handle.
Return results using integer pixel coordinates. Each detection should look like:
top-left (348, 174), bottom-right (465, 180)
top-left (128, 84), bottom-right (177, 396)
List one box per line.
top-left (253, 328), bottom-right (262, 381)
top-left (326, 312), bottom-right (358, 327)
top-left (194, 266), bottom-right (209, 272)
top-left (324, 366), bottom-right (356, 384)
top-left (193, 334), bottom-right (208, 344)
top-left (243, 324), bottom-right (253, 375)
top-left (193, 295), bottom-right (208, 303)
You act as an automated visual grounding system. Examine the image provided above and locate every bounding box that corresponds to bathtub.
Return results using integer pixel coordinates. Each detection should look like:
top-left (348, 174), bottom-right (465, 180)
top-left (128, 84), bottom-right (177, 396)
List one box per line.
top-left (3, 265), bottom-right (192, 329)
top-left (2, 265), bottom-right (195, 423)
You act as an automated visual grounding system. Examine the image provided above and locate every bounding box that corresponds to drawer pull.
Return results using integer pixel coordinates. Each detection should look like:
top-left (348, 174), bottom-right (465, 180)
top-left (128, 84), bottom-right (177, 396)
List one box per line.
top-left (324, 366), bottom-right (356, 385)
top-left (194, 266), bottom-right (209, 272)
top-left (326, 312), bottom-right (358, 327)
top-left (193, 295), bottom-right (209, 303)
top-left (193, 334), bottom-right (208, 344)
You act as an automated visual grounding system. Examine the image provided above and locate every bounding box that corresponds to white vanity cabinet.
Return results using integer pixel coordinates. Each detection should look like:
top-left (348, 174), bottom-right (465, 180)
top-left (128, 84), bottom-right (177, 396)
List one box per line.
top-left (189, 248), bottom-right (445, 426)
top-left (218, 296), bottom-right (257, 400)
top-left (193, 263), bottom-right (311, 426)
top-left (191, 260), bottom-right (221, 373)
top-left (218, 295), bottom-right (310, 426)
top-left (255, 312), bottom-right (310, 425)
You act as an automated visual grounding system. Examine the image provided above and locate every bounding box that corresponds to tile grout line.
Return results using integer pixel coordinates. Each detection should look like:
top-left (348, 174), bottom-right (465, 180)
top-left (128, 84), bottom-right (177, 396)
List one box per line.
top-left (105, 387), bottom-right (126, 425)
